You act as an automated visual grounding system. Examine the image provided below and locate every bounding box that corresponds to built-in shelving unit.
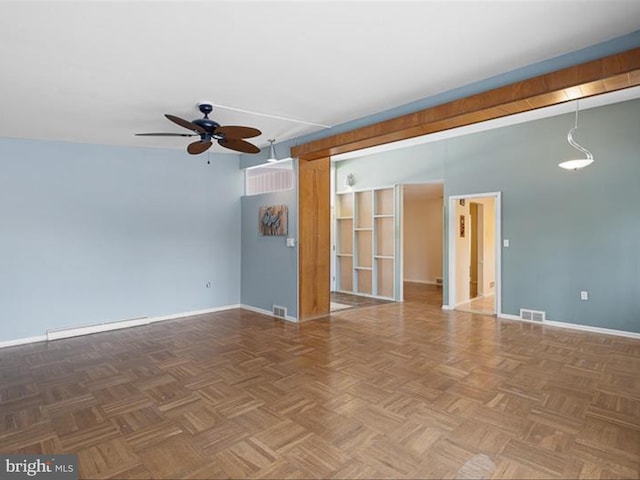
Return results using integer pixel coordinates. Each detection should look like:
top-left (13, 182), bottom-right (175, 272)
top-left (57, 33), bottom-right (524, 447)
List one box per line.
top-left (336, 192), bottom-right (354, 292)
top-left (335, 186), bottom-right (397, 299)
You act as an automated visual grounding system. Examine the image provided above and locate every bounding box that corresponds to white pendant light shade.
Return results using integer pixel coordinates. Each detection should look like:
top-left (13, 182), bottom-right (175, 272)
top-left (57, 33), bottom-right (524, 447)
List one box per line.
top-left (559, 101), bottom-right (594, 171)
top-left (558, 158), bottom-right (594, 171)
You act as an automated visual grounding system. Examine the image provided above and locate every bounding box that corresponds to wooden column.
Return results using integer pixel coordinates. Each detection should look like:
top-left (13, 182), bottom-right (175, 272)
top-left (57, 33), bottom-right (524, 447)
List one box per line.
top-left (298, 156), bottom-right (330, 320)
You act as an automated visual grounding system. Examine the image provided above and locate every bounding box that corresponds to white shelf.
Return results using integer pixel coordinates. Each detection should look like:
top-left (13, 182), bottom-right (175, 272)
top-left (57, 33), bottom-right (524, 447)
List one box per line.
top-left (336, 186), bottom-right (396, 299)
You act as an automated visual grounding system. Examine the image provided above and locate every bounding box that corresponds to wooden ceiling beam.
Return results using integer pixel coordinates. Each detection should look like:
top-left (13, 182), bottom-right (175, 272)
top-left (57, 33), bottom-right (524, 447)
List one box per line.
top-left (291, 47), bottom-right (640, 160)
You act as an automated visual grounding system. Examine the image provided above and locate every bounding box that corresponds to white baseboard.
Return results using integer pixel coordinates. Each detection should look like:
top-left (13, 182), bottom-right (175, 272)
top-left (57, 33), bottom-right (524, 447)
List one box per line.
top-left (497, 313), bottom-right (640, 340)
top-left (0, 335), bottom-right (48, 349)
top-left (148, 305), bottom-right (241, 324)
top-left (0, 304), bottom-right (242, 348)
top-left (47, 316), bottom-right (151, 341)
top-left (241, 304), bottom-right (298, 323)
top-left (6, 305), bottom-right (636, 348)
top-left (498, 313), bottom-right (521, 321)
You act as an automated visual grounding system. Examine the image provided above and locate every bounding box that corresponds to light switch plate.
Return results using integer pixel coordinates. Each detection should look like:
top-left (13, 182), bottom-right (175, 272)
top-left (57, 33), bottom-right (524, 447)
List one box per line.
top-left (503, 239), bottom-right (510, 247)
top-left (286, 237), bottom-right (296, 247)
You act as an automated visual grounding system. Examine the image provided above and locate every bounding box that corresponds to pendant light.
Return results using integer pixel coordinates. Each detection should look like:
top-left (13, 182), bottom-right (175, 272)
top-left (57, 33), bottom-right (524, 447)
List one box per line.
top-left (558, 100), bottom-right (594, 171)
top-left (267, 139), bottom-right (277, 163)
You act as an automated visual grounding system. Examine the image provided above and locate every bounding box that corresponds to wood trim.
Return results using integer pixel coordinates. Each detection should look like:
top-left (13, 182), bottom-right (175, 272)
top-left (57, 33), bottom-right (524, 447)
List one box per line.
top-left (298, 156), bottom-right (331, 320)
top-left (291, 47), bottom-right (640, 160)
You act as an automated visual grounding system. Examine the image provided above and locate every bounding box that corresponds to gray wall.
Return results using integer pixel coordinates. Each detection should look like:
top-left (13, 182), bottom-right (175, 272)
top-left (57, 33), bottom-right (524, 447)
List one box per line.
top-left (240, 173), bottom-right (298, 319)
top-left (0, 139), bottom-right (243, 341)
top-left (336, 98), bottom-right (640, 333)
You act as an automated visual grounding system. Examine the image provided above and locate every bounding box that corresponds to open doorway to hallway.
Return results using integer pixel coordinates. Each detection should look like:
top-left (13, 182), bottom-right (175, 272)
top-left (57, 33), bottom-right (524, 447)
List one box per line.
top-left (402, 183), bottom-right (444, 304)
top-left (448, 193), bottom-right (501, 316)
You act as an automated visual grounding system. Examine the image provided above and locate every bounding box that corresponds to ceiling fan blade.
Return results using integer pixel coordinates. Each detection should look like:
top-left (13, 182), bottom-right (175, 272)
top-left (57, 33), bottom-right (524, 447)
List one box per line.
top-left (135, 132), bottom-right (198, 137)
top-left (215, 125), bottom-right (262, 139)
top-left (165, 114), bottom-right (206, 134)
top-left (218, 138), bottom-right (260, 154)
top-left (187, 140), bottom-right (212, 155)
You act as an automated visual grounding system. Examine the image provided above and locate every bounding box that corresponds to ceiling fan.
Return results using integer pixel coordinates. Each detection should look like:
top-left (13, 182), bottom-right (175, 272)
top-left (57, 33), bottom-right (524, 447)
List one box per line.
top-left (136, 103), bottom-right (261, 155)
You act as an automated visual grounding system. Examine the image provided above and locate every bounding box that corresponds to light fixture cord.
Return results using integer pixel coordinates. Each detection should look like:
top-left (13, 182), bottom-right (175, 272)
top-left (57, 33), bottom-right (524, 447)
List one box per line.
top-left (567, 99), bottom-right (593, 160)
top-left (214, 103), bottom-right (332, 129)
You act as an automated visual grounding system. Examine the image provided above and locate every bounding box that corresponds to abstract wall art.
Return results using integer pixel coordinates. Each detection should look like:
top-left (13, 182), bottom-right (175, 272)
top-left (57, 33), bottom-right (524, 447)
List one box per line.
top-left (259, 205), bottom-right (288, 236)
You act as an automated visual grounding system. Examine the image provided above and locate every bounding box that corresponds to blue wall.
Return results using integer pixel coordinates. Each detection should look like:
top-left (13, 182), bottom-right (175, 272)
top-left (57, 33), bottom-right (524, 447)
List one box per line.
top-left (335, 98), bottom-right (640, 333)
top-left (240, 175), bottom-right (298, 319)
top-left (0, 139), bottom-right (243, 341)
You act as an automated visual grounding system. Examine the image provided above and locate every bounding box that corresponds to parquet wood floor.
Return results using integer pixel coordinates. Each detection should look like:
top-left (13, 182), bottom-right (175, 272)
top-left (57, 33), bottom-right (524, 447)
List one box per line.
top-left (330, 292), bottom-right (393, 310)
top-left (455, 294), bottom-right (495, 316)
top-left (2, 283), bottom-right (640, 479)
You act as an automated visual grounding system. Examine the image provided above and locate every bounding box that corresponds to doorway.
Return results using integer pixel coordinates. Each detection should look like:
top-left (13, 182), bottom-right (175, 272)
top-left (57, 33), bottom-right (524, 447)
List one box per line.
top-left (402, 183), bottom-right (444, 307)
top-left (447, 192), bottom-right (500, 315)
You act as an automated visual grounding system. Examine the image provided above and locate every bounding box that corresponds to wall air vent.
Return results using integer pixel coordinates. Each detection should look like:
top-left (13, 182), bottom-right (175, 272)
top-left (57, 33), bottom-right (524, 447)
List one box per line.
top-left (520, 308), bottom-right (546, 322)
top-left (272, 305), bottom-right (287, 319)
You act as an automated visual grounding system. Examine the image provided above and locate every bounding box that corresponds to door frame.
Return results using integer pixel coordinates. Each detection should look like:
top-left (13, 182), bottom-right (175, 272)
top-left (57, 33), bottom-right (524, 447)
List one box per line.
top-left (469, 201), bottom-right (480, 299)
top-left (446, 191), bottom-right (501, 315)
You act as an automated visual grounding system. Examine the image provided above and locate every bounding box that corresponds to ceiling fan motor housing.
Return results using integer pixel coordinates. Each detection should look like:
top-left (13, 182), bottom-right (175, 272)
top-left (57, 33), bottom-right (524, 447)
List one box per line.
top-left (195, 104), bottom-right (223, 139)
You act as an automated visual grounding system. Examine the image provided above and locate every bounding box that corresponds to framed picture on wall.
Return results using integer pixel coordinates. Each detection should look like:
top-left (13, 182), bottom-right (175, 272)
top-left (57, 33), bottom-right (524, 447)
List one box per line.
top-left (259, 205), bottom-right (288, 236)
top-left (459, 214), bottom-right (465, 238)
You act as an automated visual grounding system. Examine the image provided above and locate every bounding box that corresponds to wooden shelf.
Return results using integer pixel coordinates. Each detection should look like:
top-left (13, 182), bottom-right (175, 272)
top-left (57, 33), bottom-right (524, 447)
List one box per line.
top-left (335, 186), bottom-right (396, 299)
top-left (375, 188), bottom-right (395, 216)
top-left (336, 192), bottom-right (354, 218)
top-left (355, 190), bottom-right (373, 229)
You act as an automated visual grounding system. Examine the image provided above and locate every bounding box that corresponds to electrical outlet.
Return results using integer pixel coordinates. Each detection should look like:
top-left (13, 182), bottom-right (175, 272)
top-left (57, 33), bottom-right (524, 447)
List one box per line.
top-left (580, 291), bottom-right (588, 300)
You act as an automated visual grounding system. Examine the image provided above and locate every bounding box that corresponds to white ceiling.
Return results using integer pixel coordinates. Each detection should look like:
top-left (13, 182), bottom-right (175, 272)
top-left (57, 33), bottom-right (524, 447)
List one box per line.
top-left (1, 1), bottom-right (640, 155)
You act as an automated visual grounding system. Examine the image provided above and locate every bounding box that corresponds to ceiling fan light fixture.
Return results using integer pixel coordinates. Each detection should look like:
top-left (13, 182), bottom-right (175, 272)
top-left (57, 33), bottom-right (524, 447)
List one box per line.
top-left (267, 139), bottom-right (278, 163)
top-left (559, 100), bottom-right (594, 171)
